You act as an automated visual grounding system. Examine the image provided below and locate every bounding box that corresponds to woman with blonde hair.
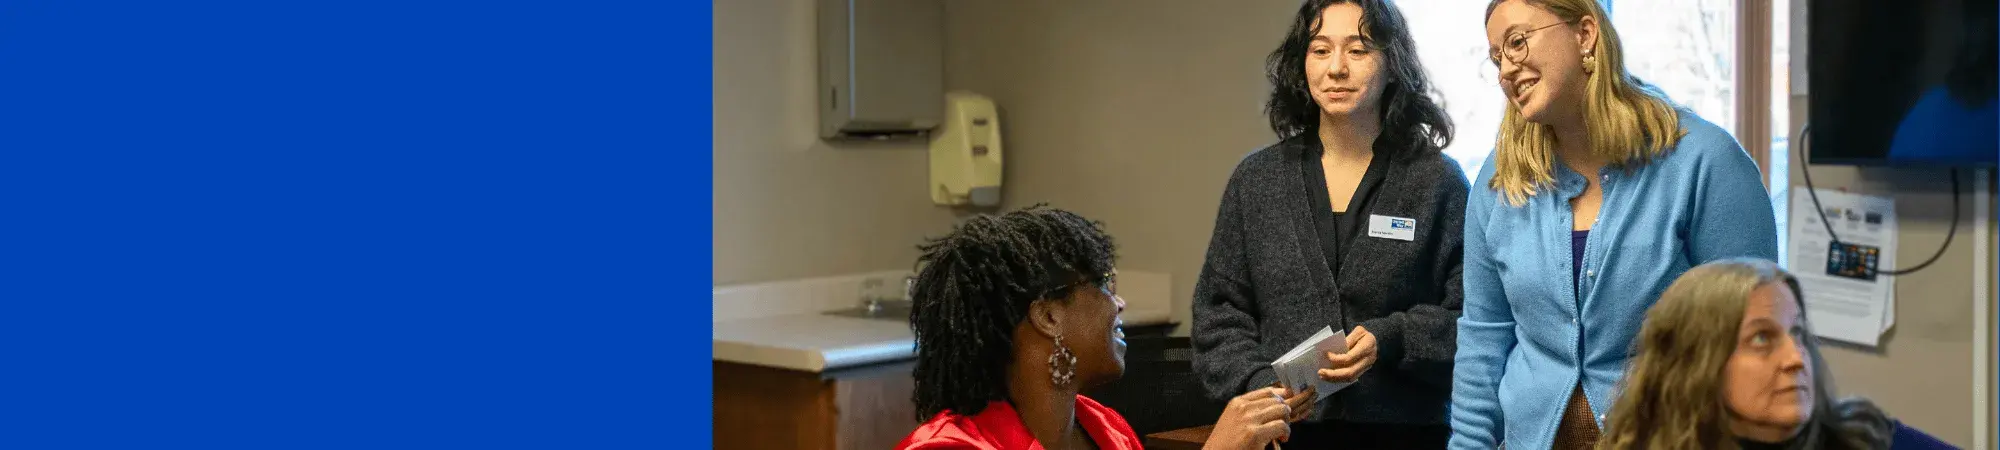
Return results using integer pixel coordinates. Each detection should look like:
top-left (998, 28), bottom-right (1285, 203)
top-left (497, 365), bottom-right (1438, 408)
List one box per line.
top-left (1597, 258), bottom-right (1945, 450)
top-left (1448, 0), bottom-right (1778, 448)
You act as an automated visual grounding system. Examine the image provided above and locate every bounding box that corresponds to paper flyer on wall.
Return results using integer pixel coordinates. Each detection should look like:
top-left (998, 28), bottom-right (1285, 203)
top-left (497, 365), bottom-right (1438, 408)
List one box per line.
top-left (1787, 188), bottom-right (1897, 347)
top-left (1270, 326), bottom-right (1350, 401)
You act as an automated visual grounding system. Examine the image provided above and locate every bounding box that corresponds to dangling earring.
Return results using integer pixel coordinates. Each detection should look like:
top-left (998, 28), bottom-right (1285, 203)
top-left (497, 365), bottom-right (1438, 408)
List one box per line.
top-left (1582, 53), bottom-right (1596, 75)
top-left (1048, 335), bottom-right (1078, 387)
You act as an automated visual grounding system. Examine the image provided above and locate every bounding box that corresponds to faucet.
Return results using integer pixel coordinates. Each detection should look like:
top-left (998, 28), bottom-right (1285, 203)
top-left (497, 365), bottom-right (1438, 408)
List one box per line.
top-left (855, 276), bottom-right (916, 316)
top-left (859, 278), bottom-right (885, 314)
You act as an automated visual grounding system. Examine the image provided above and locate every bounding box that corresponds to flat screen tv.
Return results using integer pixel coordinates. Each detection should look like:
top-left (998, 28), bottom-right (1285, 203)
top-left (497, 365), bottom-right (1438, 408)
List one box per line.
top-left (1810, 0), bottom-right (1997, 167)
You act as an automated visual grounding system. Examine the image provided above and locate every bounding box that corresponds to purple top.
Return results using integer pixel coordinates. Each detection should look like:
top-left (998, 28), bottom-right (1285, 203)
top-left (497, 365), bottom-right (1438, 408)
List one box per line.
top-left (1571, 230), bottom-right (1589, 289)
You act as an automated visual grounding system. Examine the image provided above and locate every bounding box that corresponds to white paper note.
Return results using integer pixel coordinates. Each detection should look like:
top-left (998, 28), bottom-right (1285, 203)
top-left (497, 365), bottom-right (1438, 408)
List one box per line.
top-left (1270, 326), bottom-right (1351, 401)
top-left (1787, 188), bottom-right (1897, 347)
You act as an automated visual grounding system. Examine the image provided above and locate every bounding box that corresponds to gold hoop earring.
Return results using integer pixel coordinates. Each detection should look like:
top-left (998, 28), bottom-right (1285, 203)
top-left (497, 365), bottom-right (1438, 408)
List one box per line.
top-left (1048, 335), bottom-right (1078, 387)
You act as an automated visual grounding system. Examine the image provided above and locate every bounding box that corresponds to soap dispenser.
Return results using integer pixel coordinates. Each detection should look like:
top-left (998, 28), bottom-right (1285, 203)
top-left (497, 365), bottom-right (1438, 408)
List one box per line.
top-left (928, 91), bottom-right (1003, 207)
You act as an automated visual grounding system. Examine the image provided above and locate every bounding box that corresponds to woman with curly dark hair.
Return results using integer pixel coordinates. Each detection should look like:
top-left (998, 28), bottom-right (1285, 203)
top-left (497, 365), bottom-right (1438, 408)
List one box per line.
top-left (1191, 0), bottom-right (1466, 447)
top-left (897, 205), bottom-right (1305, 450)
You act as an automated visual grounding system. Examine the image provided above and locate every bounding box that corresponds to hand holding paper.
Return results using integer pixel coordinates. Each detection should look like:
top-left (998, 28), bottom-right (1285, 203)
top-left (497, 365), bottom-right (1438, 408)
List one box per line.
top-left (1319, 325), bottom-right (1377, 383)
top-left (1269, 326), bottom-right (1355, 401)
top-left (1277, 384), bottom-right (1314, 423)
top-left (1205, 387), bottom-right (1295, 450)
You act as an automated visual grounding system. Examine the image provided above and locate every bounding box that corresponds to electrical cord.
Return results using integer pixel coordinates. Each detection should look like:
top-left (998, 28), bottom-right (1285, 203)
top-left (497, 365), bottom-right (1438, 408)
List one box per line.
top-left (1795, 123), bottom-right (1961, 276)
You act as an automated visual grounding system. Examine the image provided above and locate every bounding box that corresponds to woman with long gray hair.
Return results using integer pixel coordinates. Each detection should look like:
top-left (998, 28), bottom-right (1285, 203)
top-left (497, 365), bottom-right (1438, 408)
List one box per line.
top-left (1596, 258), bottom-right (1948, 450)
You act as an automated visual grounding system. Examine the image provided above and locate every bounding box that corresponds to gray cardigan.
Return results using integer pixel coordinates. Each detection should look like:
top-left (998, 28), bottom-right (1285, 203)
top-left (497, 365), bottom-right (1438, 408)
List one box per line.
top-left (1191, 134), bottom-right (1467, 425)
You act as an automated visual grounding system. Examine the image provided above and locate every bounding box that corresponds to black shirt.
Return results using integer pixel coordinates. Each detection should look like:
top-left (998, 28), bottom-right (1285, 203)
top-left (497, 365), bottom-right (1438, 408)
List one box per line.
top-left (1302, 142), bottom-right (1389, 279)
top-left (1736, 436), bottom-right (1798, 450)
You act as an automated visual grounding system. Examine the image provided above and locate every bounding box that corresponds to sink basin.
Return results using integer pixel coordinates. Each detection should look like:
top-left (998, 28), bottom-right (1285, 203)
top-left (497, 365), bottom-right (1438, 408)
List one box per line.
top-left (822, 300), bottom-right (914, 321)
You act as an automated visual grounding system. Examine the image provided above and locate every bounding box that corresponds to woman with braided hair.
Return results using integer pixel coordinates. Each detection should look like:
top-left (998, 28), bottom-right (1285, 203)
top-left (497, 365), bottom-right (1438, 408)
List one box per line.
top-left (896, 205), bottom-right (1304, 450)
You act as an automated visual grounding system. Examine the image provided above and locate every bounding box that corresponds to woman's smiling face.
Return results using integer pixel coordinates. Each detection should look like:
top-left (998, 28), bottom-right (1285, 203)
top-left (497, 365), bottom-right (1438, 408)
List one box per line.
top-left (1484, 0), bottom-right (1596, 124)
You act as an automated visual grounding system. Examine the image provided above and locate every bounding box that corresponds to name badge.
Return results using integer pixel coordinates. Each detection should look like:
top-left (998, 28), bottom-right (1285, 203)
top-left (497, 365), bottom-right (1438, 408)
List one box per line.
top-left (1367, 215), bottom-right (1417, 241)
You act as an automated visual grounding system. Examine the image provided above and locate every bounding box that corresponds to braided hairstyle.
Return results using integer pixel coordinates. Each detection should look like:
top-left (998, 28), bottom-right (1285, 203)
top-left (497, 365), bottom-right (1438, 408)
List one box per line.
top-left (907, 204), bottom-right (1117, 419)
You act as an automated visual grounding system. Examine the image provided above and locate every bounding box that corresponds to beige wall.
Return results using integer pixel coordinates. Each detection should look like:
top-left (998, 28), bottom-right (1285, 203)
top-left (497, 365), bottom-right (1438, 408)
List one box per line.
top-left (1785, 0), bottom-right (1999, 446)
top-left (711, 0), bottom-right (1295, 301)
top-left (944, 0), bottom-right (1300, 334)
top-left (712, 0), bottom-right (968, 286)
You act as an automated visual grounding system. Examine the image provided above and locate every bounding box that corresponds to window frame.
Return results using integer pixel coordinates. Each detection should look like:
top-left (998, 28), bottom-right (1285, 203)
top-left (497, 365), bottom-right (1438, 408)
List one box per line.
top-left (1606, 0), bottom-right (1778, 189)
top-left (1733, 0), bottom-right (1776, 189)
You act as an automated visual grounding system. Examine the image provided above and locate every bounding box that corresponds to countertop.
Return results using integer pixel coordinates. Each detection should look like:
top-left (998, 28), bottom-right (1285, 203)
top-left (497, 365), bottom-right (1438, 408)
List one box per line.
top-left (714, 313), bottom-right (1175, 373)
top-left (713, 269), bottom-right (1177, 373)
top-left (712, 312), bottom-right (917, 373)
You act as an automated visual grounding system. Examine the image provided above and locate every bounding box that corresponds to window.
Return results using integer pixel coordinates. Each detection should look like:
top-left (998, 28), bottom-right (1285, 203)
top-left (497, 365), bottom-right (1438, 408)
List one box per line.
top-left (1612, 0), bottom-right (1739, 134)
top-left (1399, 0), bottom-right (1509, 181)
top-left (1770, 0), bottom-right (1792, 263)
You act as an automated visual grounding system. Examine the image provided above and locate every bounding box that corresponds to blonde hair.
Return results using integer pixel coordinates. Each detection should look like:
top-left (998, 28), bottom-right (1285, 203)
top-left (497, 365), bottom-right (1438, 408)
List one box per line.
top-left (1483, 0), bottom-right (1686, 206)
top-left (1598, 258), bottom-right (1893, 450)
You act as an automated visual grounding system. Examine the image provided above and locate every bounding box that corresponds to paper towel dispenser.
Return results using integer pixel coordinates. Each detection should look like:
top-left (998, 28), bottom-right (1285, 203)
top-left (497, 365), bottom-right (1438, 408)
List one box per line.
top-left (818, 0), bottom-right (944, 140)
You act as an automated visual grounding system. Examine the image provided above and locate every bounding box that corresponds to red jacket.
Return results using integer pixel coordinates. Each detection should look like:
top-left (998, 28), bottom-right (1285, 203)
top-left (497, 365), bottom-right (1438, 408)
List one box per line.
top-left (895, 395), bottom-right (1144, 450)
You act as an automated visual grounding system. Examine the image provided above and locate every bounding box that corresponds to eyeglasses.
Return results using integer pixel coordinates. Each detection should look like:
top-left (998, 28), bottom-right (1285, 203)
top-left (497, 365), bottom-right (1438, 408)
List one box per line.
top-left (1039, 271), bottom-right (1117, 300)
top-left (1488, 21), bottom-right (1574, 69)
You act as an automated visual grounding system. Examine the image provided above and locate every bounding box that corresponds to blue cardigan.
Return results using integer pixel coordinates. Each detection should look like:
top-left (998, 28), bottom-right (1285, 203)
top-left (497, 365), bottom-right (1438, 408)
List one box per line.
top-left (1447, 114), bottom-right (1779, 449)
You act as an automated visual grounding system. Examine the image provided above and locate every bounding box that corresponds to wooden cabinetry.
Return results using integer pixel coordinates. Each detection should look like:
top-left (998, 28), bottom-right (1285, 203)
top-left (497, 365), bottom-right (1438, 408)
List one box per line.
top-left (713, 360), bottom-right (919, 450)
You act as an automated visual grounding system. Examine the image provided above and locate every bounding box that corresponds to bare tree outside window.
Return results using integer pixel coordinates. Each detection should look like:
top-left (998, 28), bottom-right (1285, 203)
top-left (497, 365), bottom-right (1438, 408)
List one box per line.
top-left (1614, 0), bottom-right (1739, 132)
top-left (1398, 0), bottom-right (1510, 182)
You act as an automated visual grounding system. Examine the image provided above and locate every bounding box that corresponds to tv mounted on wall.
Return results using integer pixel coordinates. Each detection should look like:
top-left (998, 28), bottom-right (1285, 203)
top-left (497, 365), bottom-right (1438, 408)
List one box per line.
top-left (1809, 0), bottom-right (1997, 167)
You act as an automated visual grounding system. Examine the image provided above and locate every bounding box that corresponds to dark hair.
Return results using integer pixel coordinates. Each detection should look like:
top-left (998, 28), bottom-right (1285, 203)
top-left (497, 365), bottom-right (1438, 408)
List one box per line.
top-left (1782, 274), bottom-right (1894, 450)
top-left (907, 204), bottom-right (1117, 419)
top-left (1264, 0), bottom-right (1454, 157)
